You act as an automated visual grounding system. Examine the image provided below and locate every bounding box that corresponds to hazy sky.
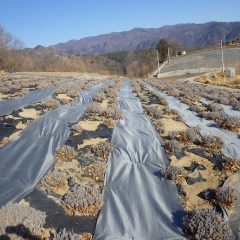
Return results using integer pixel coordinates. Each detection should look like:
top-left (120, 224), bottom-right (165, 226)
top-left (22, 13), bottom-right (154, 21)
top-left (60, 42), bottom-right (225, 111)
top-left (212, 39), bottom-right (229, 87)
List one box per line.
top-left (1, 0), bottom-right (240, 47)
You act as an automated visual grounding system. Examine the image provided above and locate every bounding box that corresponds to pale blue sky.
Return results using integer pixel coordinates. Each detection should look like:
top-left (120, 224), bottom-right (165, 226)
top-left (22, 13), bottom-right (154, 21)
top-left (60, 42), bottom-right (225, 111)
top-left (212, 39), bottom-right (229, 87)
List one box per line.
top-left (1, 0), bottom-right (240, 47)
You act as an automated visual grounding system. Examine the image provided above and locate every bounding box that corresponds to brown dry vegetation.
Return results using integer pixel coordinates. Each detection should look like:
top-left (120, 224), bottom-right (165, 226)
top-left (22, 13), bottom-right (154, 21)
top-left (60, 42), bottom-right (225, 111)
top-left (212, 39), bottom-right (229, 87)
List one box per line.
top-left (195, 70), bottom-right (240, 89)
top-left (0, 25), bottom-right (124, 75)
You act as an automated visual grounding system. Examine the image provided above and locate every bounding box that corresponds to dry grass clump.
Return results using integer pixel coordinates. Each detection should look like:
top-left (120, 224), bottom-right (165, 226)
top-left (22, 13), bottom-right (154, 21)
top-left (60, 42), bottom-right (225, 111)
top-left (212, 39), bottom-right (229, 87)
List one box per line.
top-left (183, 209), bottom-right (234, 240)
top-left (158, 97), bottom-right (167, 106)
top-left (41, 98), bottom-right (61, 110)
top-left (79, 233), bottom-right (92, 240)
top-left (200, 110), bottom-right (226, 122)
top-left (168, 127), bottom-right (202, 144)
top-left (14, 88), bottom-right (29, 97)
top-left (164, 166), bottom-right (187, 184)
top-left (55, 145), bottom-right (77, 161)
top-left (179, 97), bottom-right (193, 106)
top-left (93, 92), bottom-right (106, 102)
top-left (71, 124), bottom-right (83, 134)
top-left (145, 105), bottom-right (163, 119)
top-left (101, 107), bottom-right (124, 120)
top-left (0, 87), bottom-right (10, 94)
top-left (201, 135), bottom-right (223, 150)
top-left (67, 88), bottom-right (81, 98)
top-left (222, 158), bottom-right (240, 173)
top-left (102, 118), bottom-right (115, 128)
top-left (138, 93), bottom-right (149, 102)
top-left (82, 162), bottom-right (106, 182)
top-left (200, 110), bottom-right (240, 132)
top-left (62, 184), bottom-right (103, 216)
top-left (49, 228), bottom-right (92, 240)
top-left (219, 116), bottom-right (240, 132)
top-left (163, 139), bottom-right (184, 155)
top-left (208, 103), bottom-right (223, 112)
top-left (189, 104), bottom-right (203, 113)
top-left (86, 102), bottom-right (101, 115)
top-left (132, 81), bottom-right (141, 94)
top-left (165, 108), bottom-right (182, 121)
top-left (59, 98), bottom-right (70, 105)
top-left (0, 203), bottom-right (46, 236)
top-left (91, 140), bottom-right (113, 161)
top-left (41, 169), bottom-right (66, 190)
top-left (215, 187), bottom-right (238, 208)
top-left (104, 84), bottom-right (119, 99)
top-left (234, 102), bottom-right (240, 111)
top-left (154, 119), bottom-right (165, 134)
top-left (49, 228), bottom-right (80, 240)
top-left (171, 127), bottom-right (223, 150)
top-left (55, 87), bottom-right (67, 94)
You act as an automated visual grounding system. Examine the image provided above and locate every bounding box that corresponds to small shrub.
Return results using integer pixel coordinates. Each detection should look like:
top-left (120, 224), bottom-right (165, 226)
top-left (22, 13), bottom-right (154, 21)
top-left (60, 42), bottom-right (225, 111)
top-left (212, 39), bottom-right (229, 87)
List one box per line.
top-left (154, 119), bottom-right (165, 134)
top-left (215, 187), bottom-right (237, 208)
top-left (91, 140), bottom-right (113, 161)
top-left (93, 92), bottom-right (106, 102)
top-left (234, 102), bottom-right (240, 111)
top-left (102, 118), bottom-right (115, 128)
top-left (49, 228), bottom-right (80, 240)
top-left (158, 97), bottom-right (167, 106)
top-left (105, 90), bottom-right (117, 99)
top-left (208, 103), bottom-right (223, 112)
top-left (165, 108), bottom-right (182, 121)
top-left (145, 105), bottom-right (163, 119)
top-left (185, 127), bottom-right (202, 143)
top-left (101, 107), bottom-right (123, 120)
top-left (132, 81), bottom-right (141, 94)
top-left (201, 135), bottom-right (223, 150)
top-left (41, 169), bottom-right (66, 190)
top-left (218, 96), bottom-right (230, 105)
top-left (138, 94), bottom-right (149, 102)
top-left (0, 203), bottom-right (46, 236)
top-left (163, 140), bottom-right (184, 154)
top-left (79, 232), bottom-right (92, 240)
top-left (55, 87), bottom-right (67, 94)
top-left (82, 162), bottom-right (106, 182)
top-left (222, 158), bottom-right (240, 173)
top-left (189, 104), bottom-right (203, 113)
top-left (180, 97), bottom-right (193, 106)
top-left (200, 110), bottom-right (225, 122)
top-left (168, 89), bottom-right (180, 97)
top-left (219, 116), bottom-right (240, 132)
top-left (86, 102), bottom-right (101, 115)
top-left (55, 145), bottom-right (77, 161)
top-left (168, 127), bottom-right (201, 144)
top-left (62, 184), bottom-right (102, 216)
top-left (59, 98), bottom-right (70, 105)
top-left (67, 88), bottom-right (81, 98)
top-left (183, 208), bottom-right (234, 240)
top-left (41, 99), bottom-right (61, 110)
top-left (164, 166), bottom-right (187, 183)
top-left (71, 124), bottom-right (83, 134)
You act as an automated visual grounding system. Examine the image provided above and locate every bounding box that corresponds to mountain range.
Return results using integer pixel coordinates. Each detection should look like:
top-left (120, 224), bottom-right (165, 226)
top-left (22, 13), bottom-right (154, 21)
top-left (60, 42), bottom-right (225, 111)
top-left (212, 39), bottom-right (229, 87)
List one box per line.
top-left (50, 21), bottom-right (240, 55)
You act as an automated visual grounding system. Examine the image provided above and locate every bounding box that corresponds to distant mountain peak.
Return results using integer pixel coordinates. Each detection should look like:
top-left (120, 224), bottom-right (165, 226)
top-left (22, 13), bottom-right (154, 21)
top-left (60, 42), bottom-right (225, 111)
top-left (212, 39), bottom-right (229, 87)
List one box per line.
top-left (50, 21), bottom-right (240, 55)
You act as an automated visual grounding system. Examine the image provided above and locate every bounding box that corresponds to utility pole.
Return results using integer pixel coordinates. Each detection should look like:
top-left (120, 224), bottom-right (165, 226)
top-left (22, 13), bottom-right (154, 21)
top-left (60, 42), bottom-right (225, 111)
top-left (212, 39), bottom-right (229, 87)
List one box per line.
top-left (220, 40), bottom-right (225, 73)
top-left (156, 50), bottom-right (160, 69)
top-left (167, 47), bottom-right (171, 62)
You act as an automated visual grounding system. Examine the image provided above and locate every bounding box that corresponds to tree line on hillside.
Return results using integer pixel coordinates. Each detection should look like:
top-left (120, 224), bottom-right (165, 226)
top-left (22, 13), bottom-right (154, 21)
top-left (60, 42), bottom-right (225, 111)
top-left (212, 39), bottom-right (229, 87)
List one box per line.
top-left (0, 25), bottom-right (124, 75)
top-left (0, 25), bottom-right (184, 77)
top-left (103, 39), bottom-right (184, 77)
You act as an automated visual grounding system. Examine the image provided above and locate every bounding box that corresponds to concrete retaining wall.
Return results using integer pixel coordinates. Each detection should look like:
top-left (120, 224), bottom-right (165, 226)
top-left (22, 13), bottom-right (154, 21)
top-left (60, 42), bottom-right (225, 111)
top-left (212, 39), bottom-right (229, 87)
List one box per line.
top-left (157, 67), bottom-right (222, 78)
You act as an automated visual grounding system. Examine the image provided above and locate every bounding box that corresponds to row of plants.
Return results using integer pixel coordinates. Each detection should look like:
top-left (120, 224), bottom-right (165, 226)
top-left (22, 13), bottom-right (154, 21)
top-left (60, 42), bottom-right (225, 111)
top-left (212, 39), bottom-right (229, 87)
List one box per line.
top-left (133, 80), bottom-right (238, 240)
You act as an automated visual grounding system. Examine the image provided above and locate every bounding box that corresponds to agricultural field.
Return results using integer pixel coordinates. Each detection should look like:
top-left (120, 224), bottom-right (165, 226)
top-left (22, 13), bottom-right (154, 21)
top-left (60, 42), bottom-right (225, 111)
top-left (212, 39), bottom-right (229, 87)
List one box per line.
top-left (0, 72), bottom-right (239, 239)
top-left (161, 48), bottom-right (240, 73)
